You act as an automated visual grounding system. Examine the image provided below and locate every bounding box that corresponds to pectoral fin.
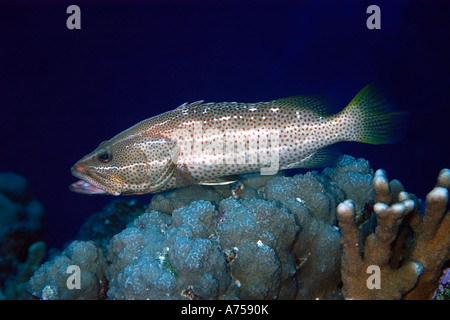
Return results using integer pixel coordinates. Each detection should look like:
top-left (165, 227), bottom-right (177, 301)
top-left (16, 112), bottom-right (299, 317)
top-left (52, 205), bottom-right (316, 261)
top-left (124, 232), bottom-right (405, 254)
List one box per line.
top-left (175, 167), bottom-right (199, 188)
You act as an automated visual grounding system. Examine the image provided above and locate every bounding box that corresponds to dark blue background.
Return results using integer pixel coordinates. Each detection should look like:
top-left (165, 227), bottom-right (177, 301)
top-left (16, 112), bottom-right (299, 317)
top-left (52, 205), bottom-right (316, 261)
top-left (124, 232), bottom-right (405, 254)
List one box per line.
top-left (1, 0), bottom-right (449, 249)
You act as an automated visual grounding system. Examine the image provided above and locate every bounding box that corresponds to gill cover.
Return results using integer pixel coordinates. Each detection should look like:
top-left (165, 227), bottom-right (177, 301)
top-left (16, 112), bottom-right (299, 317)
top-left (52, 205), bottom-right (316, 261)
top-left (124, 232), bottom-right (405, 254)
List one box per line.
top-left (141, 137), bottom-right (180, 193)
top-left (105, 136), bottom-right (180, 194)
top-left (71, 136), bottom-right (180, 195)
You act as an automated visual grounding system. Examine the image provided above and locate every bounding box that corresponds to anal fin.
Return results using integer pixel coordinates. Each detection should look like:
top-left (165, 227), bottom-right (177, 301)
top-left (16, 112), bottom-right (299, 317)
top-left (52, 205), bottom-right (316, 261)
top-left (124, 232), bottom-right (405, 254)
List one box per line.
top-left (199, 175), bottom-right (240, 186)
top-left (285, 146), bottom-right (342, 169)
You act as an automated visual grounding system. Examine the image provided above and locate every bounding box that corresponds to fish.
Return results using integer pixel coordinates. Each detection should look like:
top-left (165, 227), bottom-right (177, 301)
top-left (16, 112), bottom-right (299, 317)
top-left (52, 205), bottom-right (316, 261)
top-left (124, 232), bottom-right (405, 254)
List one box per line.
top-left (70, 85), bottom-right (404, 195)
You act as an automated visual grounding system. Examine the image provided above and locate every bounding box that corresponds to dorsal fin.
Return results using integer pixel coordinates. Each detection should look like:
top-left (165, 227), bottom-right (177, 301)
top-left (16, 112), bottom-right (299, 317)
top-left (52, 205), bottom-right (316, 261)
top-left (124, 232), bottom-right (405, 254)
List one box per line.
top-left (175, 100), bottom-right (205, 110)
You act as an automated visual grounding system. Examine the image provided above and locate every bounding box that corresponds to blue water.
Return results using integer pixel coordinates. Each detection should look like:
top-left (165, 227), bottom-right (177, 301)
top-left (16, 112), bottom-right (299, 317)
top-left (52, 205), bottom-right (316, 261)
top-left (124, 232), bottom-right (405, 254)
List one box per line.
top-left (0, 0), bottom-right (449, 249)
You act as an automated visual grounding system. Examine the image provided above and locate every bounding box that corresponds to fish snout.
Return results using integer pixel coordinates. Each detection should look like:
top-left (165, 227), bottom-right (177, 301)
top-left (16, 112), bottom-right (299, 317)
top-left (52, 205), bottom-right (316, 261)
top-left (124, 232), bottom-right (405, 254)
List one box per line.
top-left (72, 164), bottom-right (87, 174)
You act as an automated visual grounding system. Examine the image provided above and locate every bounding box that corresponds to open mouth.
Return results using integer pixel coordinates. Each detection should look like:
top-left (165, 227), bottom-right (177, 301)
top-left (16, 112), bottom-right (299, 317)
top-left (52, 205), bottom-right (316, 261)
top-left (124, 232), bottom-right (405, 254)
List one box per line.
top-left (70, 166), bottom-right (109, 195)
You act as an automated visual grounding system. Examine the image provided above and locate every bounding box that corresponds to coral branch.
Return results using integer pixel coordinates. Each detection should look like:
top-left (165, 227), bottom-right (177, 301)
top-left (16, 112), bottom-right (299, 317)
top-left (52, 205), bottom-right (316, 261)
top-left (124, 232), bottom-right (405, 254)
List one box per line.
top-left (403, 169), bottom-right (450, 300)
top-left (337, 197), bottom-right (421, 299)
top-left (338, 168), bottom-right (450, 300)
top-left (373, 169), bottom-right (391, 204)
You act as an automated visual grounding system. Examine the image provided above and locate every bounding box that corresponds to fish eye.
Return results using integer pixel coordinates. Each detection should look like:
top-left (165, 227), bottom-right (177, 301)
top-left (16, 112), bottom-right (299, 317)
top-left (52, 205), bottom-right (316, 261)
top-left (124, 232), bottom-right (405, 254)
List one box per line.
top-left (98, 151), bottom-right (112, 163)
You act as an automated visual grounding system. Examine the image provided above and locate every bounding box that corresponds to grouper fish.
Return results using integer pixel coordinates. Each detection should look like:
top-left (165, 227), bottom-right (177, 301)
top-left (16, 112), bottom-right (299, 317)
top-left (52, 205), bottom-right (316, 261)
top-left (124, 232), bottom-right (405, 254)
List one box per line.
top-left (70, 85), bottom-right (403, 195)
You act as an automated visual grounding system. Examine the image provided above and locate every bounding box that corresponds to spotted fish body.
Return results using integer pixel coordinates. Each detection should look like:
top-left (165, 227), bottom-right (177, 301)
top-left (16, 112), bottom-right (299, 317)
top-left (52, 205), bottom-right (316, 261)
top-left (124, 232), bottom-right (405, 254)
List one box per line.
top-left (70, 85), bottom-right (403, 195)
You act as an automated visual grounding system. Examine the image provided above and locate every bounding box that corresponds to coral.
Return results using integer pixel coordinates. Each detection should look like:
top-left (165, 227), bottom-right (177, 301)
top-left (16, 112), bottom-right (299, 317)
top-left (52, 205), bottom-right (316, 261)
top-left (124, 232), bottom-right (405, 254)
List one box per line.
top-left (337, 198), bottom-right (422, 299)
top-left (290, 202), bottom-right (342, 300)
top-left (403, 168), bottom-right (450, 299)
top-left (106, 201), bottom-right (230, 299)
top-left (433, 267), bottom-right (450, 300)
top-left (262, 155), bottom-right (375, 299)
top-left (103, 155), bottom-right (371, 300)
top-left (28, 241), bottom-right (107, 300)
top-left (322, 155), bottom-right (375, 219)
top-left (3, 241), bottom-right (46, 300)
top-left (263, 177), bottom-right (343, 299)
top-left (0, 172), bottom-right (33, 203)
top-left (106, 198), bottom-right (298, 299)
top-left (76, 199), bottom-right (146, 251)
top-left (24, 156), bottom-right (449, 300)
top-left (148, 186), bottom-right (223, 214)
top-left (337, 168), bottom-right (450, 299)
top-left (216, 197), bottom-right (299, 299)
top-left (0, 172), bottom-right (45, 300)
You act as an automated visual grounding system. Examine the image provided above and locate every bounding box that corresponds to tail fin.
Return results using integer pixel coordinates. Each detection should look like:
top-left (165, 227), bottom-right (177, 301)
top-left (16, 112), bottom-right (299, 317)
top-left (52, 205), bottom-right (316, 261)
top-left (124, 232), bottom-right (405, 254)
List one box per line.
top-left (341, 85), bottom-right (406, 144)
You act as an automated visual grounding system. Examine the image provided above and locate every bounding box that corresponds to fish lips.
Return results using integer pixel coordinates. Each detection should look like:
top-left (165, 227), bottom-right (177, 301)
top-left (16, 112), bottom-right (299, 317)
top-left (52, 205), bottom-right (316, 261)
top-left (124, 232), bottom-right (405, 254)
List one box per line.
top-left (70, 166), bottom-right (120, 196)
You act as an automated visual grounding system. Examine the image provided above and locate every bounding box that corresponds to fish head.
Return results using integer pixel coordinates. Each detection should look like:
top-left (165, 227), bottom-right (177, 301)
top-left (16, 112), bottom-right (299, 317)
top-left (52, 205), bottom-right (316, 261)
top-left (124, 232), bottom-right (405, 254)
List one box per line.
top-left (70, 135), bottom-right (178, 195)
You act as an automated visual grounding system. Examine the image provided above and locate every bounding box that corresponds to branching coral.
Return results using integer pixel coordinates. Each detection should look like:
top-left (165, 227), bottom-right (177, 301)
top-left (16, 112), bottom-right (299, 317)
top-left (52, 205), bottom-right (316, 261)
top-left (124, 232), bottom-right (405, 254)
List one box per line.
top-left (337, 168), bottom-right (450, 299)
top-left (403, 169), bottom-right (450, 299)
top-left (337, 198), bottom-right (422, 299)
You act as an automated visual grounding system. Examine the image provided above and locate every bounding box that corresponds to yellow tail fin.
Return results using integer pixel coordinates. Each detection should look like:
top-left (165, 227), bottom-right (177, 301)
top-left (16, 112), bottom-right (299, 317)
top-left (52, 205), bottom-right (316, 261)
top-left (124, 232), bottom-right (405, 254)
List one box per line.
top-left (341, 85), bottom-right (406, 144)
